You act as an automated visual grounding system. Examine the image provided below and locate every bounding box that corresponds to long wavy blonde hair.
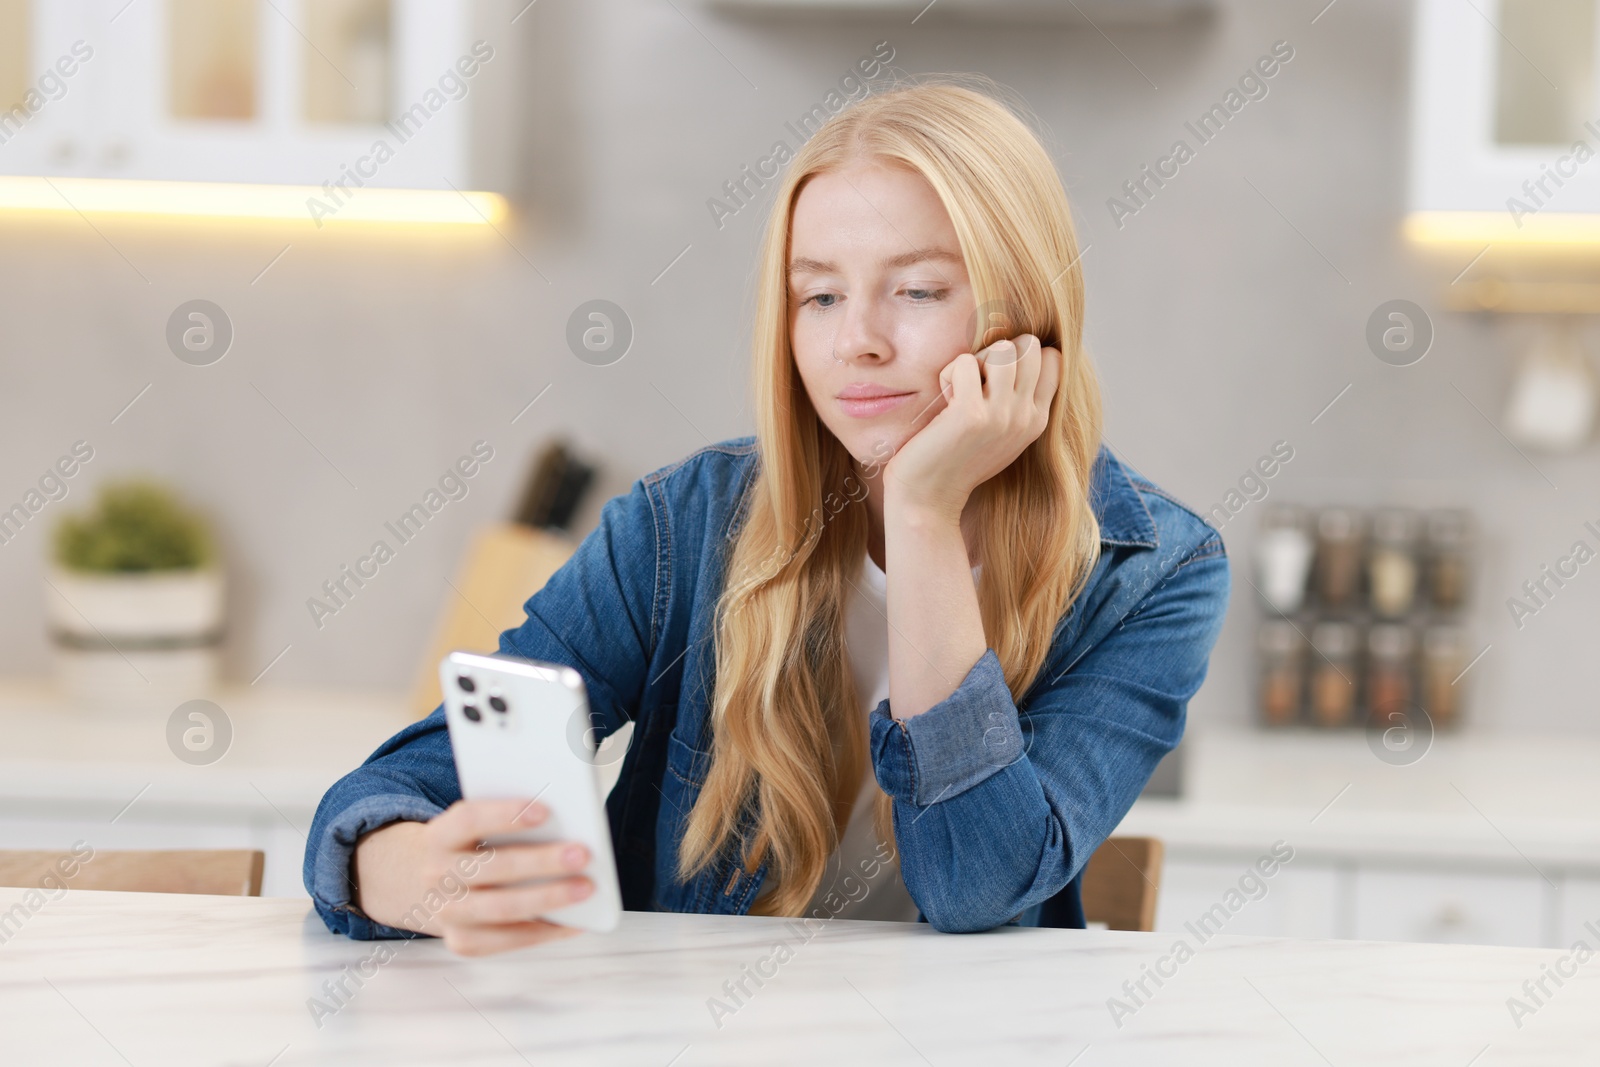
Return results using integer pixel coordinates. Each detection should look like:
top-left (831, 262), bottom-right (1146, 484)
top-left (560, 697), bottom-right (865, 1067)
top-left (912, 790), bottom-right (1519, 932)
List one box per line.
top-left (676, 77), bottom-right (1105, 917)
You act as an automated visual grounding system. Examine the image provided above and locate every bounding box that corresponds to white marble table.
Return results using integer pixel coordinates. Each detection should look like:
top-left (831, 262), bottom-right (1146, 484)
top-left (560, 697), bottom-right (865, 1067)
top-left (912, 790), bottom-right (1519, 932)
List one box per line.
top-left (0, 888), bottom-right (1594, 1065)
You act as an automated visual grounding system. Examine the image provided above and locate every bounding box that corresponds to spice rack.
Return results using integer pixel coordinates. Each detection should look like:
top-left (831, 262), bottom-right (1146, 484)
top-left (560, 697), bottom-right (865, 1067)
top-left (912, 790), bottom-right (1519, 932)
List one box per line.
top-left (1254, 504), bottom-right (1475, 731)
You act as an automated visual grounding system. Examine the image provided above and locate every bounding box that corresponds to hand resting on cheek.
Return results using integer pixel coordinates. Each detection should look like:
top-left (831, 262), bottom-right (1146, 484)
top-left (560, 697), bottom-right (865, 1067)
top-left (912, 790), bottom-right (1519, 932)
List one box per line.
top-left (883, 332), bottom-right (1063, 521)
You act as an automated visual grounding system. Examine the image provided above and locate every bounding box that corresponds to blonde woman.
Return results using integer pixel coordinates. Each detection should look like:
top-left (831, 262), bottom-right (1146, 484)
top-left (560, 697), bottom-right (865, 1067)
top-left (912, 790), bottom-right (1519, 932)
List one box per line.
top-left (306, 78), bottom-right (1230, 955)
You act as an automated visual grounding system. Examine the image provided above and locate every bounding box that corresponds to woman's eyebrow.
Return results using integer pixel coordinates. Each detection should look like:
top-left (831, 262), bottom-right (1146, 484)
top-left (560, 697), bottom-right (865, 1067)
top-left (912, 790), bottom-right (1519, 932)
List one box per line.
top-left (786, 247), bottom-right (962, 277)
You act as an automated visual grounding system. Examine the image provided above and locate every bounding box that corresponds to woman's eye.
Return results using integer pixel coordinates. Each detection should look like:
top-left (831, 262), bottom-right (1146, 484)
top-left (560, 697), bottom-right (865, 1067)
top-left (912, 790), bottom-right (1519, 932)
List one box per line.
top-left (798, 288), bottom-right (945, 309)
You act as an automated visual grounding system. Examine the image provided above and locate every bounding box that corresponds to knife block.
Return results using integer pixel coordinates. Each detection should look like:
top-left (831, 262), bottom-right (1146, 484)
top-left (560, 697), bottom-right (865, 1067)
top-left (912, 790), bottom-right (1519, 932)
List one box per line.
top-left (408, 523), bottom-right (576, 719)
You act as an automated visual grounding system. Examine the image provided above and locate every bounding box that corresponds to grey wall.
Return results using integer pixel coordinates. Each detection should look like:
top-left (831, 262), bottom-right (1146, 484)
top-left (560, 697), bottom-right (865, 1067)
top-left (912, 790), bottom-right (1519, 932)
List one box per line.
top-left (2, 0), bottom-right (1596, 734)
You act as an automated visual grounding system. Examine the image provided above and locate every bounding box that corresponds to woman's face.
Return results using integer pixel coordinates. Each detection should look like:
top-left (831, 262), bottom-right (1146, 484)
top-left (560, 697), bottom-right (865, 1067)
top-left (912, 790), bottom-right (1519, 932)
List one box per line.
top-left (787, 159), bottom-right (976, 467)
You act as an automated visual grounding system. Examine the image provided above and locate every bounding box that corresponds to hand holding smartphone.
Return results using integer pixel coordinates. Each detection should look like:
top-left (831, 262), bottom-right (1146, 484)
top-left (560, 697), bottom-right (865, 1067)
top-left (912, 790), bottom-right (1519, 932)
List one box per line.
top-left (439, 650), bottom-right (623, 935)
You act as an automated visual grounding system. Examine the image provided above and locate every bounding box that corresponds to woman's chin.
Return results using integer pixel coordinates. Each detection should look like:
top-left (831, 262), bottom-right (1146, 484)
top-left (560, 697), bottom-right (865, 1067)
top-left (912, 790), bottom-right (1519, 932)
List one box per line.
top-left (846, 432), bottom-right (903, 469)
top-left (819, 416), bottom-right (907, 468)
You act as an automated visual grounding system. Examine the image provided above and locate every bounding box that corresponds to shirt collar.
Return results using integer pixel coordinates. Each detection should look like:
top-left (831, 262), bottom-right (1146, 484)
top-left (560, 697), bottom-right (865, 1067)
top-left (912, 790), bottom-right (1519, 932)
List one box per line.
top-left (1089, 442), bottom-right (1160, 550)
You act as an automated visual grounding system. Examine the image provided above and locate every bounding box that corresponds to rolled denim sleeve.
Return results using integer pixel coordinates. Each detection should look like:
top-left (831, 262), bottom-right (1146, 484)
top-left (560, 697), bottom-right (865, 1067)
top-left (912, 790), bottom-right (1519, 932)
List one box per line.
top-left (306, 785), bottom-right (447, 941)
top-left (866, 648), bottom-right (1021, 807)
top-left (303, 476), bottom-right (661, 939)
top-left (302, 707), bottom-right (460, 940)
top-left (867, 533), bottom-right (1229, 934)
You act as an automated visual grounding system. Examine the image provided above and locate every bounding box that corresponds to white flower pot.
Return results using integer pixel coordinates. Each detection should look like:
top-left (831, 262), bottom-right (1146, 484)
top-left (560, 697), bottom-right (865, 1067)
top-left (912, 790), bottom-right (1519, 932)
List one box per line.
top-left (43, 565), bottom-right (225, 708)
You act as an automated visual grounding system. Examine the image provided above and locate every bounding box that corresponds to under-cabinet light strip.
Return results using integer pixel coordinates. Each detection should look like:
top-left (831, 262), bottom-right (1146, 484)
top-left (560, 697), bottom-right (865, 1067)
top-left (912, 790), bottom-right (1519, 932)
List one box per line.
top-left (1405, 210), bottom-right (1600, 247)
top-left (0, 176), bottom-right (508, 226)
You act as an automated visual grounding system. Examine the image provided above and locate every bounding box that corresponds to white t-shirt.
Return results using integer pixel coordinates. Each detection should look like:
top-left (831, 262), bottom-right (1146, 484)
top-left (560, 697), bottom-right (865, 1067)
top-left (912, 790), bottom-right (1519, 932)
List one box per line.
top-left (752, 549), bottom-right (978, 923)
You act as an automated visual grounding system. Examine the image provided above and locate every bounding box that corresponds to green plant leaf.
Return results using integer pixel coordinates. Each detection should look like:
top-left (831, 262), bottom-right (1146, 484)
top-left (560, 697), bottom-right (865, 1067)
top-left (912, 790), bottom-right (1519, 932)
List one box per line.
top-left (52, 480), bottom-right (213, 573)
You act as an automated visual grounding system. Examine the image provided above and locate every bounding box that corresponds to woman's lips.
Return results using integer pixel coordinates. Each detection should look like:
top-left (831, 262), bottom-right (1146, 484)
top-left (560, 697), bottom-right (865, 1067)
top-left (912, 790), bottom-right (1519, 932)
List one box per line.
top-left (838, 392), bottom-right (914, 417)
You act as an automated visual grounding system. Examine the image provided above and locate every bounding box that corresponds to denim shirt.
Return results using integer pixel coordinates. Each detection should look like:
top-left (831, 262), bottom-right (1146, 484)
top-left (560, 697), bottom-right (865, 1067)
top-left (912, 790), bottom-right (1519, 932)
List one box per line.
top-left (304, 436), bottom-right (1230, 939)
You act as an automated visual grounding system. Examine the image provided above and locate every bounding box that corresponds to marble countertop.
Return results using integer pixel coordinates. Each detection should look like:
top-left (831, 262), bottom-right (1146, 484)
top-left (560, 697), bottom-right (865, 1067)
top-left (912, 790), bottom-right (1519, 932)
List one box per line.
top-left (0, 887), bottom-right (1593, 1065)
top-left (1116, 726), bottom-right (1600, 872)
top-left (3, 673), bottom-right (1598, 872)
top-left (0, 678), bottom-right (415, 821)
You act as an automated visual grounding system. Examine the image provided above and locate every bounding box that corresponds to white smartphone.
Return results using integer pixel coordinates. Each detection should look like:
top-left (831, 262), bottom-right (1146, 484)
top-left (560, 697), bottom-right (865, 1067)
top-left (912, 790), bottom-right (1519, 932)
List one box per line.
top-left (439, 650), bottom-right (622, 933)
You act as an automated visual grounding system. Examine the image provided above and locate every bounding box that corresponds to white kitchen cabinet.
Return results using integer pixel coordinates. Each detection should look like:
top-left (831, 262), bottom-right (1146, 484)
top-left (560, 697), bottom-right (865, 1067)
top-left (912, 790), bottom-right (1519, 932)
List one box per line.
top-left (1410, 0), bottom-right (1600, 215)
top-left (1555, 875), bottom-right (1600, 948)
top-left (0, 0), bottom-right (94, 175)
top-left (1155, 857), bottom-right (1344, 940)
top-left (1157, 853), bottom-right (1563, 949)
top-left (1118, 728), bottom-right (1600, 950)
top-left (706, 0), bottom-right (1214, 24)
top-left (0, 0), bottom-right (518, 192)
top-left (1352, 866), bottom-right (1547, 948)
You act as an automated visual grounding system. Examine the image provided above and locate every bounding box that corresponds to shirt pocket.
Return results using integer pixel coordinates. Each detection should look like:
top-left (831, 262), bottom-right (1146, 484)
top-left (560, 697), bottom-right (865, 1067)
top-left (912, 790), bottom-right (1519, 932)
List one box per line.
top-left (665, 729), bottom-right (712, 790)
top-left (653, 729), bottom-right (713, 911)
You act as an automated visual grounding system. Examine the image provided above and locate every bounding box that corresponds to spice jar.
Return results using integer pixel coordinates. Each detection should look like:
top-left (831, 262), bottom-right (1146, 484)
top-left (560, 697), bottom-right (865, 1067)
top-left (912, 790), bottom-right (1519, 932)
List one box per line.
top-left (1421, 623), bottom-right (1468, 729)
top-left (1257, 619), bottom-right (1306, 726)
top-left (1314, 508), bottom-right (1366, 611)
top-left (1425, 509), bottom-right (1473, 612)
top-left (1365, 623), bottom-right (1416, 727)
top-left (1257, 504), bottom-right (1315, 615)
top-left (1308, 620), bottom-right (1360, 727)
top-left (1368, 509), bottom-right (1422, 618)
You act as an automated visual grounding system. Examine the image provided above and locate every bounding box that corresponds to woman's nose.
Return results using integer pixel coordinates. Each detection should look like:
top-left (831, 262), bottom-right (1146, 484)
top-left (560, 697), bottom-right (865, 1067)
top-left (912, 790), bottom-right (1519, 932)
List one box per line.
top-left (831, 298), bottom-right (891, 363)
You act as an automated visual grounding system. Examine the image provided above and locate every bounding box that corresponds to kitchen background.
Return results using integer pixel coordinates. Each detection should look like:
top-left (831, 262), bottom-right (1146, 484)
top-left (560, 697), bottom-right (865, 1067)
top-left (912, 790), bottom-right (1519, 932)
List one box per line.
top-left (1, 0), bottom-right (1597, 949)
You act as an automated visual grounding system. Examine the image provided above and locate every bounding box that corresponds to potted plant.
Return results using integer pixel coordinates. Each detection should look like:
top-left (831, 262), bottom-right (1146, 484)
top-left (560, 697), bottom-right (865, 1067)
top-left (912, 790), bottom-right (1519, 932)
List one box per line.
top-left (45, 480), bottom-right (224, 706)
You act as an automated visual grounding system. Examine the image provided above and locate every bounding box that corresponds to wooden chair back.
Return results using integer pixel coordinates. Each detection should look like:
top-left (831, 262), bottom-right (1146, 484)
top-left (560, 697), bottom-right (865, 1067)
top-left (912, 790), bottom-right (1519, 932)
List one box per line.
top-left (0, 849), bottom-right (265, 897)
top-left (409, 524), bottom-right (576, 718)
top-left (1081, 836), bottom-right (1164, 932)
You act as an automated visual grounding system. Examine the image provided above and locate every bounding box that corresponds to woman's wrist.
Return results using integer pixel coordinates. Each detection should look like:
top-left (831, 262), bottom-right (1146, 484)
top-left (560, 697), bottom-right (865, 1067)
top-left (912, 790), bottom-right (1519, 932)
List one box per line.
top-left (883, 480), bottom-right (967, 530)
top-left (352, 819), bottom-right (430, 932)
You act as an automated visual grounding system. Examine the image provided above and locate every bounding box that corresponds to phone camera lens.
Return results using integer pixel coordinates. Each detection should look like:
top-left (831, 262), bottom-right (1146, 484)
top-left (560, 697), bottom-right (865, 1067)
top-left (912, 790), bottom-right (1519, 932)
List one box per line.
top-left (463, 704), bottom-right (481, 722)
top-left (457, 675), bottom-right (476, 693)
top-left (489, 695), bottom-right (507, 713)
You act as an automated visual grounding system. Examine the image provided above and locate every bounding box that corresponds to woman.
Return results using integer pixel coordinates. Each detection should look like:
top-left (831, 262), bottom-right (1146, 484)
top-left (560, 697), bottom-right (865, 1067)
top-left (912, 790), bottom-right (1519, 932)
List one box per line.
top-left (305, 77), bottom-right (1230, 955)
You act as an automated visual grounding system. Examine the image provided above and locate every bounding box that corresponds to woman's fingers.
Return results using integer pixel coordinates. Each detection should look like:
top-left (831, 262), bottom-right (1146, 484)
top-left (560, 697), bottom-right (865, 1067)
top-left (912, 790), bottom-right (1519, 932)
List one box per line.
top-left (1036, 343), bottom-right (1063, 410)
top-left (977, 335), bottom-right (1045, 403)
top-left (454, 875), bottom-right (595, 925)
top-left (941, 351), bottom-right (984, 407)
top-left (466, 840), bottom-right (590, 889)
top-left (977, 338), bottom-right (1014, 400)
top-left (410, 799), bottom-right (603, 958)
top-left (430, 798), bottom-right (546, 854)
top-left (1011, 335), bottom-right (1043, 401)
